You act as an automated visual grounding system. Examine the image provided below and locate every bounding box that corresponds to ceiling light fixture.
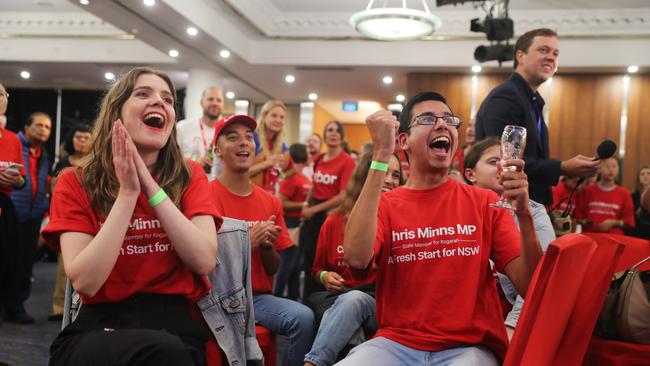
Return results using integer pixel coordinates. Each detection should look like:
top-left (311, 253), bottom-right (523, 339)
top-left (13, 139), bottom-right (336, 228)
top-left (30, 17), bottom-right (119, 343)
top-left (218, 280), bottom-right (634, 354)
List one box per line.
top-left (219, 49), bottom-right (231, 58)
top-left (168, 49), bottom-right (179, 57)
top-left (350, 0), bottom-right (442, 41)
top-left (388, 103), bottom-right (403, 112)
top-left (225, 91), bottom-right (235, 99)
top-left (186, 27), bottom-right (198, 36)
top-left (143, 0), bottom-right (155, 7)
top-left (395, 94), bottom-right (405, 102)
top-left (382, 76), bottom-right (393, 84)
top-left (20, 71), bottom-right (30, 79)
top-left (285, 75), bottom-right (295, 83)
top-left (472, 65), bottom-right (482, 73)
top-left (79, 0), bottom-right (89, 5)
top-left (627, 65), bottom-right (639, 74)
top-left (104, 72), bottom-right (115, 81)
top-left (308, 93), bottom-right (318, 101)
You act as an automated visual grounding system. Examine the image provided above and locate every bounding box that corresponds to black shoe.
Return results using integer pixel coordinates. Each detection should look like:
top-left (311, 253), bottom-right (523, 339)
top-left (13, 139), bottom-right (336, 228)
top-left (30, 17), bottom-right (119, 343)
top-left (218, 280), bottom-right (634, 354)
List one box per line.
top-left (4, 309), bottom-right (35, 324)
top-left (47, 314), bottom-right (63, 322)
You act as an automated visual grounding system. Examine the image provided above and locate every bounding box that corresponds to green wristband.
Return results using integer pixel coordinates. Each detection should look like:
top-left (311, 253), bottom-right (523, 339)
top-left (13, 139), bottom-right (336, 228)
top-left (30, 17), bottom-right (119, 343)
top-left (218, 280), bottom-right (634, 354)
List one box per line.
top-left (319, 270), bottom-right (328, 285)
top-left (148, 188), bottom-right (168, 207)
top-left (370, 160), bottom-right (389, 172)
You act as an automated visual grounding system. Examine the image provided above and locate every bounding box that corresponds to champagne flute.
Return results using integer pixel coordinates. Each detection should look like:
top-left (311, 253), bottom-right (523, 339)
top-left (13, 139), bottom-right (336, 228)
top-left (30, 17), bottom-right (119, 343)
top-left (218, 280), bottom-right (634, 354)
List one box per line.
top-left (490, 125), bottom-right (527, 210)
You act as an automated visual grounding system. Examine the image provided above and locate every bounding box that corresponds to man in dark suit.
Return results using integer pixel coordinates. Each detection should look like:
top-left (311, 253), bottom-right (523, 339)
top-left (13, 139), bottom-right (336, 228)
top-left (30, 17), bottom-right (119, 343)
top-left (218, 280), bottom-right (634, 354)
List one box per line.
top-left (476, 28), bottom-right (600, 207)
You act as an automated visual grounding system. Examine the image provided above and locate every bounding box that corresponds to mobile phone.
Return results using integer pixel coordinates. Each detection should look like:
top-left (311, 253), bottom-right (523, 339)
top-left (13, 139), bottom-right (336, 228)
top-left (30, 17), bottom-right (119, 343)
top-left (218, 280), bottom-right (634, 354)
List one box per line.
top-left (4, 163), bottom-right (23, 174)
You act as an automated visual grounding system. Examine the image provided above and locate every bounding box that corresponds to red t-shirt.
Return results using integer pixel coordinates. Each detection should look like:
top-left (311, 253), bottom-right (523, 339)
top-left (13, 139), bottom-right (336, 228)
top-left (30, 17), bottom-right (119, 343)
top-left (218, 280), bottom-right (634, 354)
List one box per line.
top-left (28, 146), bottom-right (41, 199)
top-left (42, 161), bottom-right (222, 304)
top-left (0, 128), bottom-right (26, 196)
top-left (279, 172), bottom-right (311, 219)
top-left (358, 179), bottom-right (520, 361)
top-left (551, 181), bottom-right (583, 216)
top-left (575, 184), bottom-right (635, 235)
top-left (311, 152), bottom-right (355, 201)
top-left (312, 211), bottom-right (376, 289)
top-left (394, 147), bottom-right (410, 174)
top-left (210, 180), bottom-right (293, 294)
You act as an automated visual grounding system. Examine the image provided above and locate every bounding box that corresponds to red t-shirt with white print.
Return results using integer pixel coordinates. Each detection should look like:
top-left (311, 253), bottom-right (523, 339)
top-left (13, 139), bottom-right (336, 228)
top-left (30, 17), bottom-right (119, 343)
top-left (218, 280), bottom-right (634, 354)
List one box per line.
top-left (210, 180), bottom-right (293, 294)
top-left (279, 172), bottom-right (311, 219)
top-left (356, 179), bottom-right (520, 361)
top-left (311, 152), bottom-right (355, 201)
top-left (0, 128), bottom-right (26, 196)
top-left (42, 161), bottom-right (222, 304)
top-left (312, 211), bottom-right (376, 289)
top-left (575, 183), bottom-right (635, 235)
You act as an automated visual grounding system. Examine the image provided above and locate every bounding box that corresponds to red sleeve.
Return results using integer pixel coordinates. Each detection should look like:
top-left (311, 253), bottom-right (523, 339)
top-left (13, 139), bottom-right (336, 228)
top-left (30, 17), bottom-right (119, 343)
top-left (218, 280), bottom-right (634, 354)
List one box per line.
top-left (338, 157), bottom-right (356, 192)
top-left (183, 161), bottom-right (223, 231)
top-left (279, 176), bottom-right (296, 198)
top-left (312, 217), bottom-right (332, 279)
top-left (41, 170), bottom-right (98, 250)
top-left (273, 196), bottom-right (293, 251)
top-left (622, 188), bottom-right (636, 228)
top-left (489, 192), bottom-right (522, 273)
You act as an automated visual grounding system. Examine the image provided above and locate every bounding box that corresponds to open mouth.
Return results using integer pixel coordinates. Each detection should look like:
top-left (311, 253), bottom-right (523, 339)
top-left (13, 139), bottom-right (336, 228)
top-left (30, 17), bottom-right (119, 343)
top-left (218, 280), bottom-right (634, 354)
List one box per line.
top-left (428, 136), bottom-right (451, 154)
top-left (143, 113), bottom-right (165, 129)
top-left (235, 151), bottom-right (250, 158)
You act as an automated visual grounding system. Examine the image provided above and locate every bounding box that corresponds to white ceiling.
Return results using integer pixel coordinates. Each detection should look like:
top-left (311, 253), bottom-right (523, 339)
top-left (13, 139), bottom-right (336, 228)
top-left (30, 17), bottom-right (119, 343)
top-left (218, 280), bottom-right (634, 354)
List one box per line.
top-left (1, 0), bottom-right (649, 110)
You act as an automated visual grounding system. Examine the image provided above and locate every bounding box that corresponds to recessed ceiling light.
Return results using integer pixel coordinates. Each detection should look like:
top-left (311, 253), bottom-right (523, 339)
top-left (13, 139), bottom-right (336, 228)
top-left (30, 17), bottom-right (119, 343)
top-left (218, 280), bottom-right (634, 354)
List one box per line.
top-left (143, 0), bottom-right (155, 6)
top-left (219, 49), bottom-right (231, 58)
top-left (79, 0), bottom-right (89, 5)
top-left (234, 100), bottom-right (249, 107)
top-left (388, 103), bottom-right (403, 112)
top-left (104, 72), bottom-right (115, 81)
top-left (20, 70), bottom-right (30, 79)
top-left (382, 76), bottom-right (393, 85)
top-left (627, 65), bottom-right (639, 73)
top-left (186, 27), bottom-right (198, 36)
top-left (168, 49), bottom-right (179, 57)
top-left (308, 93), bottom-right (318, 101)
top-left (472, 65), bottom-right (482, 73)
top-left (225, 91), bottom-right (235, 99)
top-left (395, 94), bottom-right (405, 102)
top-left (285, 74), bottom-right (295, 83)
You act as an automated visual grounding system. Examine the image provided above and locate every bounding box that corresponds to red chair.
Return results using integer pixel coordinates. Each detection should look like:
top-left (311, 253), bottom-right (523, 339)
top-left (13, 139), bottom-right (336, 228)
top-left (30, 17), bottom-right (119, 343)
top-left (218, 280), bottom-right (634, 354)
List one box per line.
top-left (504, 233), bottom-right (624, 366)
top-left (581, 234), bottom-right (650, 366)
top-left (206, 325), bottom-right (276, 366)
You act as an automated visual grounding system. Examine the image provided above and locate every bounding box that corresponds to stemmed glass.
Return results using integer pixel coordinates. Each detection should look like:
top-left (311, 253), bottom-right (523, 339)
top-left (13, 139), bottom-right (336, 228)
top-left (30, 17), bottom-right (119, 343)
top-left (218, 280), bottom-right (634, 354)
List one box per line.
top-left (490, 125), bottom-right (527, 210)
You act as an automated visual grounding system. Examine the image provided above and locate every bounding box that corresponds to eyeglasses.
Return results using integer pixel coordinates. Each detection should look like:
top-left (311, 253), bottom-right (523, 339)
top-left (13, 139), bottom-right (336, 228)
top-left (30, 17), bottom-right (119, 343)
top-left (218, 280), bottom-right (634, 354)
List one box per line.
top-left (409, 113), bottom-right (462, 129)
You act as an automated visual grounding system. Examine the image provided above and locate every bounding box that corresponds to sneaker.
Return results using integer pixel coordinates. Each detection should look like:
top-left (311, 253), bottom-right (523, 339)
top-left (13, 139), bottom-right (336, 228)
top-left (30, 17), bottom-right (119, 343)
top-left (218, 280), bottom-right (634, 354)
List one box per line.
top-left (4, 309), bottom-right (35, 324)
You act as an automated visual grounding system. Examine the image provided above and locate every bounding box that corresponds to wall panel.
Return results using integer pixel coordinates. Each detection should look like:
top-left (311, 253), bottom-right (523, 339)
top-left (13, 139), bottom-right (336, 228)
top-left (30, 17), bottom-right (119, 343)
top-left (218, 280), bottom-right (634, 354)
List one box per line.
top-left (624, 74), bottom-right (650, 191)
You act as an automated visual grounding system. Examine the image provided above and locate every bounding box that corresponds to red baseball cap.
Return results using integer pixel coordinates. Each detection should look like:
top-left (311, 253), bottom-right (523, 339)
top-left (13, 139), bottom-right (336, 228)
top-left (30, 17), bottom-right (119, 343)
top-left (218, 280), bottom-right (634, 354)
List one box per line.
top-left (213, 114), bottom-right (257, 143)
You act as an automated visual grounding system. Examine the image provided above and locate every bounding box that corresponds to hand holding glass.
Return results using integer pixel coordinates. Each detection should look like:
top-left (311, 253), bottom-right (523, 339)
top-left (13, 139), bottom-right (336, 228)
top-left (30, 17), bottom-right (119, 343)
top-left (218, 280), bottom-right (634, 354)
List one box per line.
top-left (490, 125), bottom-right (527, 210)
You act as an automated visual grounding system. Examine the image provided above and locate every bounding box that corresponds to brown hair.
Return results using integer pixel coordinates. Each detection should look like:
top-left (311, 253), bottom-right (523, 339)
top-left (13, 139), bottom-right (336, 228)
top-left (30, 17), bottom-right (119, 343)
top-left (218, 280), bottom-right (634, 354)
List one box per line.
top-left (636, 164), bottom-right (650, 192)
top-left (82, 67), bottom-right (190, 216)
top-left (463, 137), bottom-right (501, 185)
top-left (513, 28), bottom-right (558, 69)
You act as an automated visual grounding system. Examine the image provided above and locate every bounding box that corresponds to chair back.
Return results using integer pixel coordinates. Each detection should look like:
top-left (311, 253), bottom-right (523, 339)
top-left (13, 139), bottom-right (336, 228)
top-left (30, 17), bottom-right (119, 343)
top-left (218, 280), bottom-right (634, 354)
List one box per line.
top-left (504, 233), bottom-right (623, 366)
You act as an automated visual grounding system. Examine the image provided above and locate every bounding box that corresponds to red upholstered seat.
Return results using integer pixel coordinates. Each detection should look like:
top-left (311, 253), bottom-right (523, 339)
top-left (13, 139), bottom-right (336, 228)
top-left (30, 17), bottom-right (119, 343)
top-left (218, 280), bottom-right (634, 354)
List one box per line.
top-left (504, 233), bottom-right (624, 366)
top-left (206, 325), bottom-right (276, 366)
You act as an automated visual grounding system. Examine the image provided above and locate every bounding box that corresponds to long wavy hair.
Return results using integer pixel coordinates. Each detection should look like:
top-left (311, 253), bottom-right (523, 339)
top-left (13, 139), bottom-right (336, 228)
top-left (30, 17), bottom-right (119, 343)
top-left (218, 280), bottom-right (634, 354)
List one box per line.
top-left (82, 67), bottom-right (190, 216)
top-left (256, 100), bottom-right (287, 158)
top-left (339, 147), bottom-right (404, 216)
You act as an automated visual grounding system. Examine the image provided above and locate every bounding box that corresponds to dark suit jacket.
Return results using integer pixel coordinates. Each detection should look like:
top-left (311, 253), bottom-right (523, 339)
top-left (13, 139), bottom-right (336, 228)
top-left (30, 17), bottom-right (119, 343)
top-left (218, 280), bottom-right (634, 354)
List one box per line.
top-left (475, 72), bottom-right (561, 206)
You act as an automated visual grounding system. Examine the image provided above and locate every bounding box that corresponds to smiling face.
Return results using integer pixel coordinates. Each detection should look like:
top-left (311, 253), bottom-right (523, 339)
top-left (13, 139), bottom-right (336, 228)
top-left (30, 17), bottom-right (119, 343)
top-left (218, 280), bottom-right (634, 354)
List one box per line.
top-left (216, 122), bottom-right (256, 173)
top-left (516, 35), bottom-right (559, 88)
top-left (465, 145), bottom-right (502, 194)
top-left (399, 100), bottom-right (458, 173)
top-left (201, 87), bottom-right (224, 120)
top-left (264, 106), bottom-right (286, 135)
top-left (382, 154), bottom-right (402, 192)
top-left (120, 73), bottom-right (176, 153)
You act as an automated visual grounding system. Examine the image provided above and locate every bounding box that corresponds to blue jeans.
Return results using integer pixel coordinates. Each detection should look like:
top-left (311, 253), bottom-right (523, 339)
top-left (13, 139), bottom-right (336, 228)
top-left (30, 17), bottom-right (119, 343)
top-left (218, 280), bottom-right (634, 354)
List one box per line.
top-left (253, 294), bottom-right (314, 366)
top-left (501, 199), bottom-right (556, 328)
top-left (334, 337), bottom-right (498, 366)
top-left (305, 290), bottom-right (377, 366)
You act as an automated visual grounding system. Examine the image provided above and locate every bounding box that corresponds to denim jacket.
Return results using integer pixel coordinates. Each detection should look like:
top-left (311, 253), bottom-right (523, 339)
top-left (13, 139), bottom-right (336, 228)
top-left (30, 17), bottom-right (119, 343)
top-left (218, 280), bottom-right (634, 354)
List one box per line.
top-left (198, 217), bottom-right (264, 366)
top-left (64, 217), bottom-right (263, 365)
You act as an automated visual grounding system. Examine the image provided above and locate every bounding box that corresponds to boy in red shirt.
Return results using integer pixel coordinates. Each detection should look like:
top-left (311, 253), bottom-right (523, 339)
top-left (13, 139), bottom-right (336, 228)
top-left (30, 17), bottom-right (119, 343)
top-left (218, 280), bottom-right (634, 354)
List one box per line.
top-left (340, 92), bottom-right (542, 365)
top-left (210, 115), bottom-right (314, 366)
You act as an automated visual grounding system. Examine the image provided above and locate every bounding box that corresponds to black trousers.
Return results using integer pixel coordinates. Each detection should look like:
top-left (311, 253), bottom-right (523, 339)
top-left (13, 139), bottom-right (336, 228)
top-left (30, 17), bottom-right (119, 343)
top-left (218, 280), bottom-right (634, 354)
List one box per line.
top-left (50, 293), bottom-right (208, 366)
top-left (5, 217), bottom-right (41, 311)
top-left (0, 194), bottom-right (20, 311)
top-left (299, 208), bottom-right (328, 299)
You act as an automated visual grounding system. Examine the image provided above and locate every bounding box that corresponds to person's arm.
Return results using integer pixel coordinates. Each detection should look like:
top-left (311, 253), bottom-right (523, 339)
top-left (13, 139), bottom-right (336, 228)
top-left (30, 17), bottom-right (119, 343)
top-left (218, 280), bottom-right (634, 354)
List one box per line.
top-left (301, 191), bottom-right (345, 219)
top-left (126, 121), bottom-right (217, 275)
top-left (250, 218), bottom-right (281, 275)
top-left (344, 110), bottom-right (397, 268)
top-left (61, 122), bottom-right (140, 297)
top-left (500, 159), bottom-right (543, 297)
top-left (279, 193), bottom-right (305, 211)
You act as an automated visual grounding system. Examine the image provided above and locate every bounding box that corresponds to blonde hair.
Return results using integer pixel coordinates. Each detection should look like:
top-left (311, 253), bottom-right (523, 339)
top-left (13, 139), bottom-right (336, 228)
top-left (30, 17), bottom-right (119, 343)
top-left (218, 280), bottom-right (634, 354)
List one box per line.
top-left (256, 100), bottom-right (287, 157)
top-left (82, 67), bottom-right (190, 216)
